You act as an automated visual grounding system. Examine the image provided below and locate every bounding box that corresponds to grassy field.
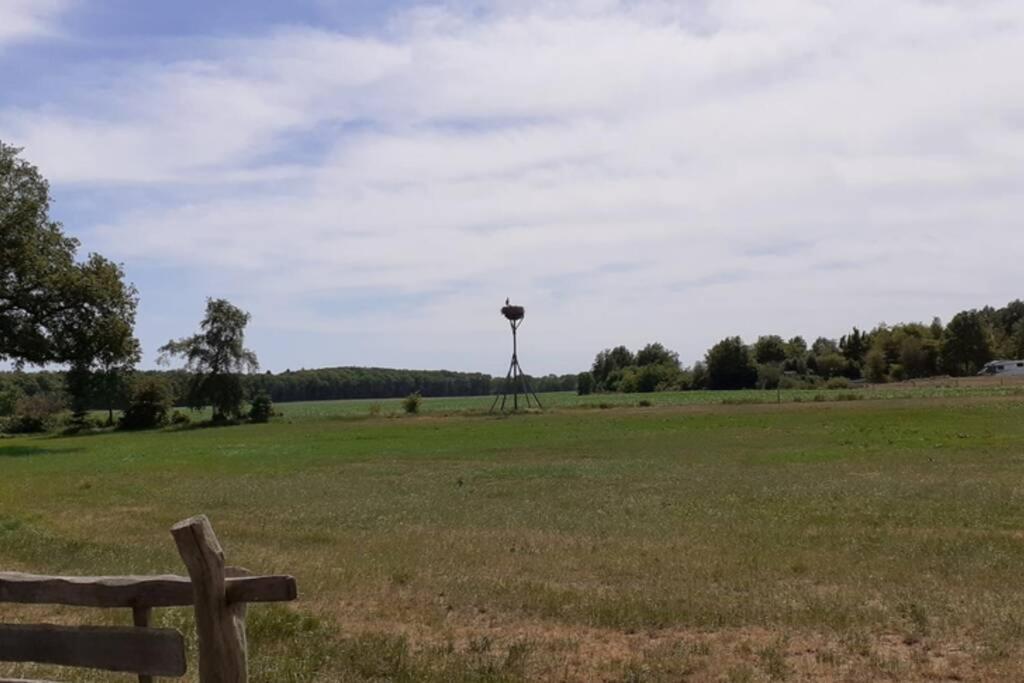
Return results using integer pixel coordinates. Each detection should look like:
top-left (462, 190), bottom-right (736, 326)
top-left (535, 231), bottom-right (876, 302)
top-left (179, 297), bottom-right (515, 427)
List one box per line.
top-left (3, 394), bottom-right (1024, 681)
top-left (251, 379), bottom-right (1024, 420)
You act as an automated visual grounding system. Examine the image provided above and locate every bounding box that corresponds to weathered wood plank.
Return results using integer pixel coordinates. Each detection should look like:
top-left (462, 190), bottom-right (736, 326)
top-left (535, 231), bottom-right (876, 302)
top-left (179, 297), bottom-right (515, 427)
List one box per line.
top-left (172, 514), bottom-right (247, 683)
top-left (226, 574), bottom-right (297, 604)
top-left (0, 623), bottom-right (186, 677)
top-left (133, 605), bottom-right (154, 683)
top-left (0, 572), bottom-right (296, 608)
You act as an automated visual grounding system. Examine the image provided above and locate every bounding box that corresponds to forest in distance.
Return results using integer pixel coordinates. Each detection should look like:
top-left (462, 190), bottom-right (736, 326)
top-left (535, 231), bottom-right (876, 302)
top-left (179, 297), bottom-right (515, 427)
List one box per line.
top-left (2, 295), bottom-right (1021, 412)
top-left (0, 366), bottom-right (578, 412)
top-left (5, 140), bottom-right (1022, 423)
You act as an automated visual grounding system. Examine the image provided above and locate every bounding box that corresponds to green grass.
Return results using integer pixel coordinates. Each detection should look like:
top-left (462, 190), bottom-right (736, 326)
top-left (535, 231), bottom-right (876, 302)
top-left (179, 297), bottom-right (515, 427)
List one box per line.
top-left (3, 395), bottom-right (1024, 680)
top-left (254, 382), bottom-right (1024, 420)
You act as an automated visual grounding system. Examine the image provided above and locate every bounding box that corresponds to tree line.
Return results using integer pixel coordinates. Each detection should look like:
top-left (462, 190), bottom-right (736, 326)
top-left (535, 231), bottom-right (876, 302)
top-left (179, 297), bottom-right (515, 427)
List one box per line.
top-left (1, 141), bottom-right (269, 430)
top-left (5, 138), bottom-right (1021, 429)
top-left (0, 366), bottom-right (576, 416)
top-left (583, 300), bottom-right (1024, 393)
top-left (2, 139), bottom-right (578, 433)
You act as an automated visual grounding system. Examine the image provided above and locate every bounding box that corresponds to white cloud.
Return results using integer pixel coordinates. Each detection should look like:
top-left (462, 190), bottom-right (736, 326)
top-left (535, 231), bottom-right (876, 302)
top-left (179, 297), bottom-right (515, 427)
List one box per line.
top-left (0, 0), bottom-right (68, 48)
top-left (1, 0), bottom-right (1023, 371)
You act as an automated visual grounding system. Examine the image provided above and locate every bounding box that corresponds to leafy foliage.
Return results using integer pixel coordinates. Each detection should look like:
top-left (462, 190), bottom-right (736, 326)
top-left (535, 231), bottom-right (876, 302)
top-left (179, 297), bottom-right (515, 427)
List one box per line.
top-left (705, 337), bottom-right (757, 390)
top-left (249, 392), bottom-right (274, 423)
top-left (941, 310), bottom-right (992, 375)
top-left (3, 393), bottom-right (65, 433)
top-left (0, 142), bottom-right (140, 414)
top-left (636, 342), bottom-right (679, 367)
top-left (159, 298), bottom-right (258, 421)
top-left (591, 345), bottom-right (636, 389)
top-left (753, 335), bottom-right (787, 365)
top-left (119, 378), bottom-right (172, 430)
top-left (0, 381), bottom-right (22, 417)
top-left (0, 142), bottom-right (79, 365)
top-left (403, 392), bottom-right (422, 414)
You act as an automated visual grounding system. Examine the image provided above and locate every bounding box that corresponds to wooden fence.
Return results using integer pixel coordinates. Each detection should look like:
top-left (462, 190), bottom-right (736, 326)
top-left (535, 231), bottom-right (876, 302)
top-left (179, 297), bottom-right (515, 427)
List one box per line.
top-left (0, 515), bottom-right (297, 682)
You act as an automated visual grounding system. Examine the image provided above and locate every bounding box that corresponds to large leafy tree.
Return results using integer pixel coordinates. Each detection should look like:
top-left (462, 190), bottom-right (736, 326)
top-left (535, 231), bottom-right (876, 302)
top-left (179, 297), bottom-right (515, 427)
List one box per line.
top-left (839, 327), bottom-right (870, 365)
top-left (591, 345), bottom-right (635, 389)
top-left (159, 298), bottom-right (259, 421)
top-left (1, 141), bottom-right (79, 364)
top-left (1, 141), bottom-right (140, 416)
top-left (705, 336), bottom-right (757, 390)
top-left (635, 342), bottom-right (680, 368)
top-left (58, 255), bottom-right (142, 423)
top-left (940, 310), bottom-right (992, 375)
top-left (753, 335), bottom-right (787, 365)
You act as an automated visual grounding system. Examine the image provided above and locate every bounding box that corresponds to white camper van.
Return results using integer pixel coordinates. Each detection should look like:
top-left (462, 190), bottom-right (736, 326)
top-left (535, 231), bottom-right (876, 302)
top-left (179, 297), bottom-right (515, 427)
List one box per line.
top-left (979, 360), bottom-right (1024, 376)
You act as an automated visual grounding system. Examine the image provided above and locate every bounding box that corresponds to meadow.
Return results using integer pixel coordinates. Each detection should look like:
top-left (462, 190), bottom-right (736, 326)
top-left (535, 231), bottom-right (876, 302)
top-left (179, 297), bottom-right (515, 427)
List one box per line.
top-left (233, 378), bottom-right (1024, 420)
top-left (3, 392), bottom-right (1024, 681)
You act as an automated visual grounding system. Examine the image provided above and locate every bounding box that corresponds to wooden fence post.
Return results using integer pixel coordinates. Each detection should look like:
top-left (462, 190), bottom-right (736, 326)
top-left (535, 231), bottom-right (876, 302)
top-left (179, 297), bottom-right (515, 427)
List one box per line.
top-left (133, 605), bottom-right (154, 683)
top-left (171, 515), bottom-right (247, 683)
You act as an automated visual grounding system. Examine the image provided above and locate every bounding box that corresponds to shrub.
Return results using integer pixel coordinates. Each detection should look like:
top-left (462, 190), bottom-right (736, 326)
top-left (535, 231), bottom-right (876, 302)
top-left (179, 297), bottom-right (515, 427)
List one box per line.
top-left (814, 352), bottom-right (848, 379)
top-left (249, 393), bottom-right (274, 423)
top-left (0, 384), bottom-right (23, 417)
top-left (864, 348), bottom-right (888, 383)
top-left (368, 402), bottom-right (383, 417)
top-left (637, 399), bottom-right (652, 407)
top-left (3, 394), bottom-right (65, 434)
top-left (576, 372), bottom-right (595, 396)
top-left (402, 392), bottom-right (422, 414)
top-left (120, 379), bottom-right (171, 430)
top-left (778, 375), bottom-right (804, 390)
top-left (616, 366), bottom-right (640, 393)
top-left (635, 363), bottom-right (679, 392)
top-left (170, 410), bottom-right (191, 426)
top-left (757, 364), bottom-right (782, 389)
top-left (721, 396), bottom-right (763, 405)
top-left (62, 413), bottom-right (108, 435)
top-left (826, 376), bottom-right (851, 390)
top-left (889, 363), bottom-right (907, 382)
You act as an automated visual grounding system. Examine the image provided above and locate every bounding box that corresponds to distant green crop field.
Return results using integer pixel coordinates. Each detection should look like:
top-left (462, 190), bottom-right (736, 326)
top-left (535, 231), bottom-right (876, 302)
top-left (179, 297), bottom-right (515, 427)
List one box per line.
top-left (4, 394), bottom-right (1024, 681)
top-left (268, 383), bottom-right (1024, 420)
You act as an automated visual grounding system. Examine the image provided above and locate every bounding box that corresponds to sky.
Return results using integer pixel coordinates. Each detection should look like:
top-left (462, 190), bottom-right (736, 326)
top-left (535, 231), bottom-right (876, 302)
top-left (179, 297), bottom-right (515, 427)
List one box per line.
top-left (1, 0), bottom-right (1022, 375)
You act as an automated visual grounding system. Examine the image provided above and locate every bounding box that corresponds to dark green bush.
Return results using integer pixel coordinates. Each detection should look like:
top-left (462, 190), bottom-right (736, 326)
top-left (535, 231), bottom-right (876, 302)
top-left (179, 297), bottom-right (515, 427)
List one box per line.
top-left (3, 394), bottom-right (65, 434)
top-left (576, 372), bottom-right (595, 395)
top-left (705, 337), bottom-right (758, 389)
top-left (778, 375), bottom-right (804, 390)
top-left (402, 392), bottom-right (422, 414)
top-left (826, 376), bottom-right (851, 390)
top-left (757, 364), bottom-right (782, 389)
top-left (0, 384), bottom-right (23, 417)
top-left (249, 393), bottom-right (274, 423)
top-left (120, 379), bottom-right (171, 430)
top-left (170, 410), bottom-right (191, 425)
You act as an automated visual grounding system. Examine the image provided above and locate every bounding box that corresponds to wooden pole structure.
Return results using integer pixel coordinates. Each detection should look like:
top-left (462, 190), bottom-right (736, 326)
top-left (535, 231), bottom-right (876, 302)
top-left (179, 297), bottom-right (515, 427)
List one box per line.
top-left (491, 309), bottom-right (543, 413)
top-left (171, 515), bottom-right (248, 683)
top-left (133, 605), bottom-right (154, 683)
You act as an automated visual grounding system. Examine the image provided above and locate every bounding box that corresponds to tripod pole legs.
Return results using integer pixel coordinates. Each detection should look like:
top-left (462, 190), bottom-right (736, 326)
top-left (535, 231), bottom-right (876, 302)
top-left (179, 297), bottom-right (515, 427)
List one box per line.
top-left (490, 317), bottom-right (543, 413)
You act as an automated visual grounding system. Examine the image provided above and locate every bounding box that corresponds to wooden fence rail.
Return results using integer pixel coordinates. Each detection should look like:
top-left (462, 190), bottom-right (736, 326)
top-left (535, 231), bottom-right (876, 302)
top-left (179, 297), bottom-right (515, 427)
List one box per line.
top-left (0, 515), bottom-right (298, 683)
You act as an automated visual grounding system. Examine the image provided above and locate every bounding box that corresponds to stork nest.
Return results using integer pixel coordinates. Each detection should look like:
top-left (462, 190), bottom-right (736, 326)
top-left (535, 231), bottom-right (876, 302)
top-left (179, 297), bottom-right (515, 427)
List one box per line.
top-left (501, 305), bottom-right (525, 321)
